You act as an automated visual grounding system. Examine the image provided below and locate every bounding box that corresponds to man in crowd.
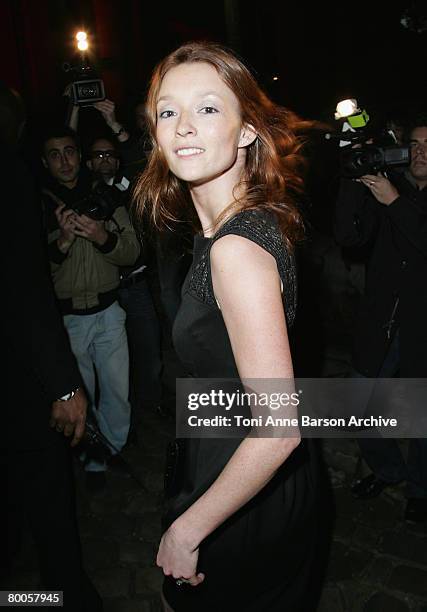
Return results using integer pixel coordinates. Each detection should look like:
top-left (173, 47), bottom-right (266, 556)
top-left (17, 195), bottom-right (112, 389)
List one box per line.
top-left (87, 135), bottom-right (163, 435)
top-left (92, 97), bottom-right (149, 180)
top-left (86, 136), bottom-right (123, 182)
top-left (2, 83), bottom-right (102, 610)
top-left (41, 127), bottom-right (140, 492)
top-left (334, 115), bottom-right (427, 522)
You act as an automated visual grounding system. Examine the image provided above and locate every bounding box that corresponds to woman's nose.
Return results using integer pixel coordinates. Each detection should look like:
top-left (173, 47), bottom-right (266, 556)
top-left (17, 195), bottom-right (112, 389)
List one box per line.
top-left (176, 113), bottom-right (196, 137)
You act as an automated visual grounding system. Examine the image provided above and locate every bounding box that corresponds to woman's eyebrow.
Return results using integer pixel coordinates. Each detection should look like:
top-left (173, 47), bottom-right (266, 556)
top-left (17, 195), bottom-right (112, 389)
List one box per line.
top-left (195, 91), bottom-right (222, 98)
top-left (157, 91), bottom-right (223, 105)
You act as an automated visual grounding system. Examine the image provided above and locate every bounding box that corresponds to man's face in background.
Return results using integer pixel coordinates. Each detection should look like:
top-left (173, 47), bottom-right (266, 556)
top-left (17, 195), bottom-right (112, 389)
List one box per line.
top-left (43, 137), bottom-right (80, 188)
top-left (409, 127), bottom-right (427, 187)
top-left (87, 138), bottom-right (120, 182)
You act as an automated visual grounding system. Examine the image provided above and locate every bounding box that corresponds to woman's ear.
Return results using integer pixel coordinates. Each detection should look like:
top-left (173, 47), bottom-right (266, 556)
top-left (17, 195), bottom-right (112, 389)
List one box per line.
top-left (238, 123), bottom-right (257, 148)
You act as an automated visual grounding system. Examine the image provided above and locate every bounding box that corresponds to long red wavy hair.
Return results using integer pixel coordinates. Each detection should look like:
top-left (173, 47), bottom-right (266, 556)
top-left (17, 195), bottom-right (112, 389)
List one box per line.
top-left (133, 41), bottom-right (316, 249)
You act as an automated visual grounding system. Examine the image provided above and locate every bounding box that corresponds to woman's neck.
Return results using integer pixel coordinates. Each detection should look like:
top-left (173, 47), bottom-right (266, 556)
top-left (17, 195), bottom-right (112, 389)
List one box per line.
top-left (189, 153), bottom-right (246, 237)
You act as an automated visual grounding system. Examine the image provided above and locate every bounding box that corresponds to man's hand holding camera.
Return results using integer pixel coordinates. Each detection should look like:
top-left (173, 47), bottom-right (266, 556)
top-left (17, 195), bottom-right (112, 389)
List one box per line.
top-left (55, 203), bottom-right (77, 253)
top-left (93, 99), bottom-right (117, 129)
top-left (72, 213), bottom-right (109, 245)
top-left (350, 140), bottom-right (399, 204)
top-left (93, 98), bottom-right (129, 142)
top-left (359, 173), bottom-right (399, 206)
top-left (55, 202), bottom-right (109, 251)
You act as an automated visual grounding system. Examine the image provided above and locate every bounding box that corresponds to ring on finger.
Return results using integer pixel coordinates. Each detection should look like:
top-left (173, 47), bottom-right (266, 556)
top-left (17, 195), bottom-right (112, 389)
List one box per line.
top-left (175, 578), bottom-right (190, 586)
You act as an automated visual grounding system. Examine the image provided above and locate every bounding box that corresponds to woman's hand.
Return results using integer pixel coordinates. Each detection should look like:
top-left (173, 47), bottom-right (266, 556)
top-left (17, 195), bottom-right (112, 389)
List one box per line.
top-left (157, 523), bottom-right (205, 587)
top-left (359, 173), bottom-right (399, 206)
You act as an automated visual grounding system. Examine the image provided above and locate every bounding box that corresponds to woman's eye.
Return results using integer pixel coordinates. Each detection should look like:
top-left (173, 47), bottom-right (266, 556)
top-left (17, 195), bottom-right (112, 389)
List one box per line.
top-left (158, 110), bottom-right (175, 119)
top-left (200, 106), bottom-right (218, 114)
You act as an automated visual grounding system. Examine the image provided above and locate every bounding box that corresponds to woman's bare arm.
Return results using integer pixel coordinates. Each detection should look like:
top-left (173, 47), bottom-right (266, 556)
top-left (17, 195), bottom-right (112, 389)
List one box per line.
top-left (157, 234), bottom-right (300, 583)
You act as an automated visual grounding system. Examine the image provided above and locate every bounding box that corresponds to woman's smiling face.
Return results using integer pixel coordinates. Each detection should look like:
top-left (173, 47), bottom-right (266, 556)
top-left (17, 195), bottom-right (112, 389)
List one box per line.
top-left (155, 62), bottom-right (249, 187)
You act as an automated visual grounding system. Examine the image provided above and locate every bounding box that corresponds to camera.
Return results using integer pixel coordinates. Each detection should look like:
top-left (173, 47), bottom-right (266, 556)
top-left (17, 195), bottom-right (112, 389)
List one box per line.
top-left (70, 78), bottom-right (105, 106)
top-left (71, 180), bottom-right (121, 221)
top-left (325, 99), bottom-right (411, 178)
top-left (63, 62), bottom-right (105, 107)
top-left (63, 31), bottom-right (105, 106)
top-left (340, 144), bottom-right (410, 178)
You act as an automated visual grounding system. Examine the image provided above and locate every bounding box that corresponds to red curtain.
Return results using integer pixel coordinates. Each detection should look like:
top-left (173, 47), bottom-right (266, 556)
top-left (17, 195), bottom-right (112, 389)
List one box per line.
top-left (0, 0), bottom-right (56, 107)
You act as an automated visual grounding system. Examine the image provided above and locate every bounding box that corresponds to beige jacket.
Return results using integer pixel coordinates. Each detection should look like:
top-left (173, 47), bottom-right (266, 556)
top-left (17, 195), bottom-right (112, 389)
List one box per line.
top-left (48, 205), bottom-right (140, 310)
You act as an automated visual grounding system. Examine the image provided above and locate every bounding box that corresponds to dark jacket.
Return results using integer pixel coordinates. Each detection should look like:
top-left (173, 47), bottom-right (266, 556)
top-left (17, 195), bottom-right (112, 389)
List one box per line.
top-left (3, 151), bottom-right (82, 450)
top-left (334, 172), bottom-right (427, 377)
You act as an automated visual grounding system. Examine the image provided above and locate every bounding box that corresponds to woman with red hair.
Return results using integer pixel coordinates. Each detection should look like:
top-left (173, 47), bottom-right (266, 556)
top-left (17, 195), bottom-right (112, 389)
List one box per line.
top-left (134, 41), bottom-right (320, 612)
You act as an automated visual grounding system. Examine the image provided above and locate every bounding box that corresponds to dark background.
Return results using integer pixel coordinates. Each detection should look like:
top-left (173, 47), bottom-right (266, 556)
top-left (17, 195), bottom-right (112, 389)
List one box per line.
top-left (2, 0), bottom-right (426, 128)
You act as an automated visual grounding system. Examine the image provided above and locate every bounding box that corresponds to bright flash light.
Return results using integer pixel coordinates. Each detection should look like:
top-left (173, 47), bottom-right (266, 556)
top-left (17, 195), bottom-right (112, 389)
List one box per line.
top-left (77, 39), bottom-right (89, 51)
top-left (335, 99), bottom-right (359, 120)
top-left (273, 76), bottom-right (279, 81)
top-left (76, 31), bottom-right (87, 42)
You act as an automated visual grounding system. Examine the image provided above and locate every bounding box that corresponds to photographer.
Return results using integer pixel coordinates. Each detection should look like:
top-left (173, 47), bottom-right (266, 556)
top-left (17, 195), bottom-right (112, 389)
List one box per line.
top-left (92, 97), bottom-right (150, 180)
top-left (87, 136), bottom-right (163, 434)
top-left (334, 115), bottom-right (427, 522)
top-left (68, 97), bottom-right (148, 180)
top-left (41, 126), bottom-right (140, 492)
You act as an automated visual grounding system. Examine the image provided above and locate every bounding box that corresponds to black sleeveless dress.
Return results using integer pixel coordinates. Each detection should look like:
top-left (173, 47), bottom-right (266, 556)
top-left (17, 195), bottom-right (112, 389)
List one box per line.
top-left (163, 210), bottom-right (319, 612)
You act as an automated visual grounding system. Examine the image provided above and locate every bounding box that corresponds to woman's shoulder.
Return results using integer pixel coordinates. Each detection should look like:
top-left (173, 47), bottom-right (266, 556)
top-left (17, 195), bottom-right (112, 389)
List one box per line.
top-left (212, 208), bottom-right (297, 326)
top-left (187, 207), bottom-right (297, 326)
top-left (214, 208), bottom-right (281, 241)
top-left (212, 208), bottom-right (289, 263)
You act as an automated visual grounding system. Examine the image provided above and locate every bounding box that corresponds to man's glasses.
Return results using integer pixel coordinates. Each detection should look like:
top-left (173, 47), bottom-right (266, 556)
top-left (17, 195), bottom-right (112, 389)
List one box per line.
top-left (91, 150), bottom-right (119, 160)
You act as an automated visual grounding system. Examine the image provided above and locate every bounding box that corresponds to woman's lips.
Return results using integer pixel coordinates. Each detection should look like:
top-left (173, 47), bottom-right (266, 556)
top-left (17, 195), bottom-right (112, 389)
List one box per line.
top-left (175, 147), bottom-right (205, 157)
